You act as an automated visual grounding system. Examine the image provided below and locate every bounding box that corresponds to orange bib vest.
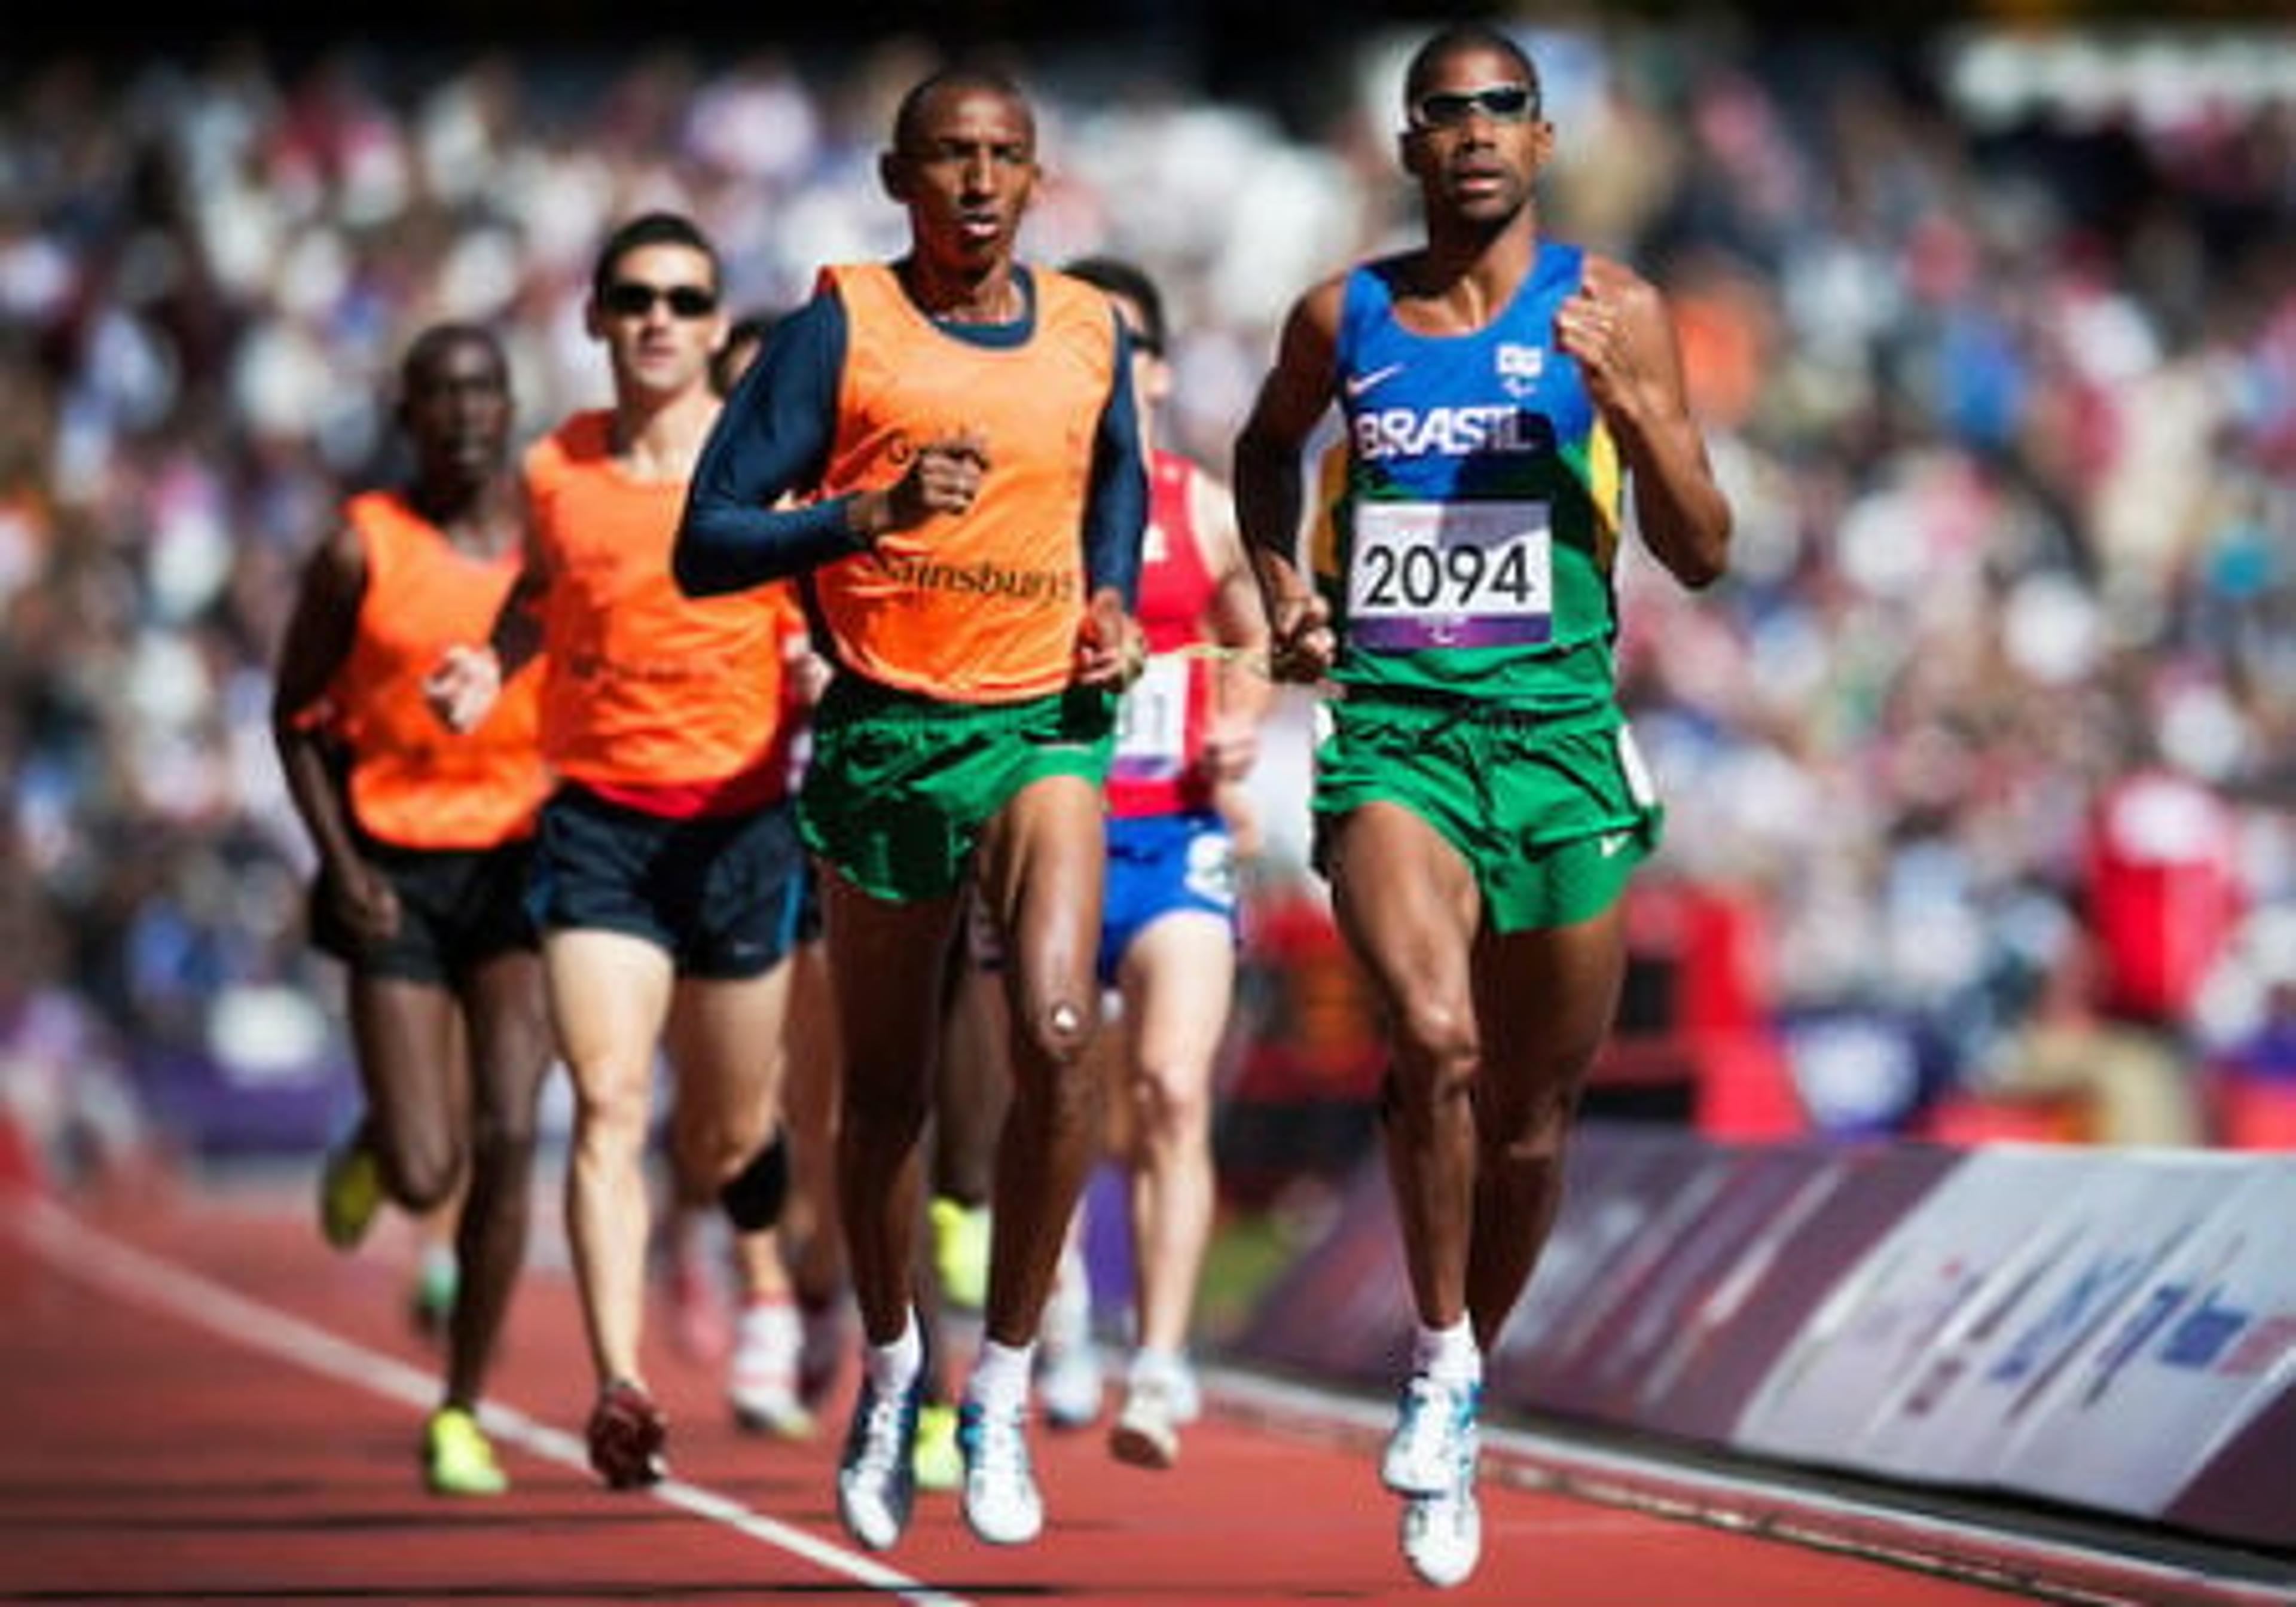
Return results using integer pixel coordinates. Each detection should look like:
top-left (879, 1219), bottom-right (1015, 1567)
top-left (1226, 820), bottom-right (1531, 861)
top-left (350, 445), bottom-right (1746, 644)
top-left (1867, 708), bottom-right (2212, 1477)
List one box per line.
top-left (808, 262), bottom-right (1119, 703)
top-left (525, 412), bottom-right (798, 804)
top-left (328, 490), bottom-right (549, 850)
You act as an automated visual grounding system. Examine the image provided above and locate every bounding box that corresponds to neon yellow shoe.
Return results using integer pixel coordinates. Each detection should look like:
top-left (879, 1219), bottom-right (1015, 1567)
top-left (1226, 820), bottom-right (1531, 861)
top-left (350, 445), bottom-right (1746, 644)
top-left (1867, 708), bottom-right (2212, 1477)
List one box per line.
top-left (318, 1134), bottom-right (381, 1252)
top-left (929, 1196), bottom-right (991, 1312)
top-left (424, 1406), bottom-right (508, 1497)
top-left (912, 1401), bottom-right (961, 1492)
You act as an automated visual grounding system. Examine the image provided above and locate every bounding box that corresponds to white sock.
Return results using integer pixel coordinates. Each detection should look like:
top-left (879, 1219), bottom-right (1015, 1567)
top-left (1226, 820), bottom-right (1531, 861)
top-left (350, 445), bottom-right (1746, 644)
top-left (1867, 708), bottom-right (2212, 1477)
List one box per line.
top-left (1413, 1319), bottom-right (1480, 1389)
top-left (863, 1310), bottom-right (922, 1395)
top-left (967, 1337), bottom-right (1036, 1413)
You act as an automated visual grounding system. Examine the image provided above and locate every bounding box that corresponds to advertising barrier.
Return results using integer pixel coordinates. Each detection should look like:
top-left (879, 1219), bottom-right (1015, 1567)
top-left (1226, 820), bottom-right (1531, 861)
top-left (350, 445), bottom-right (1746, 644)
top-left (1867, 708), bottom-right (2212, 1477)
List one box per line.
top-left (1230, 1125), bottom-right (2295, 1552)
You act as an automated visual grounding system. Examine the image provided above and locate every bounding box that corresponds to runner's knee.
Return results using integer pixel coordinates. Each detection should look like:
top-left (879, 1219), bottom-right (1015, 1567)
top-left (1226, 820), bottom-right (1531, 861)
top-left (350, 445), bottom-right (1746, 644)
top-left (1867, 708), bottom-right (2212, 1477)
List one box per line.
top-left (469, 1105), bottom-right (540, 1164)
top-left (1483, 1072), bottom-right (1584, 1163)
top-left (841, 1074), bottom-right (931, 1156)
top-left (1022, 992), bottom-right (1098, 1068)
top-left (1391, 998), bottom-right (1479, 1084)
top-left (571, 1067), bottom-right (654, 1158)
top-left (390, 1139), bottom-right (465, 1212)
top-left (1378, 1005), bottom-right (1480, 1135)
top-left (1127, 1055), bottom-right (1208, 1142)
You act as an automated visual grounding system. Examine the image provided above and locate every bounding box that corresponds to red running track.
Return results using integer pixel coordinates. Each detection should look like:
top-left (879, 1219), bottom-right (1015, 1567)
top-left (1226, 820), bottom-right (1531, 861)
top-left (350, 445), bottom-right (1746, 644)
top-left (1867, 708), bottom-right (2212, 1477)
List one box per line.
top-left (0, 1174), bottom-right (2200, 1605)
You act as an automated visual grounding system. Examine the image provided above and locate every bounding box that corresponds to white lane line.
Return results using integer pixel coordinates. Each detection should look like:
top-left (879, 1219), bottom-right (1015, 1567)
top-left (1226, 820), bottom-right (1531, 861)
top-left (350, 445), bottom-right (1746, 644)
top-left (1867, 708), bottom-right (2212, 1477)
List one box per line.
top-left (10, 1196), bottom-right (967, 1607)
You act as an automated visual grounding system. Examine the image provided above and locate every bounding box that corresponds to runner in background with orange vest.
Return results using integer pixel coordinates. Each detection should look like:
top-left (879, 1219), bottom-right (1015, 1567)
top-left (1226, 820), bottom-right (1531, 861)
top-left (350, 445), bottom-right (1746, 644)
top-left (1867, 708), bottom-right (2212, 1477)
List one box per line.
top-left (272, 323), bottom-right (556, 1499)
top-left (674, 65), bottom-right (1147, 1553)
top-left (426, 213), bottom-right (808, 1490)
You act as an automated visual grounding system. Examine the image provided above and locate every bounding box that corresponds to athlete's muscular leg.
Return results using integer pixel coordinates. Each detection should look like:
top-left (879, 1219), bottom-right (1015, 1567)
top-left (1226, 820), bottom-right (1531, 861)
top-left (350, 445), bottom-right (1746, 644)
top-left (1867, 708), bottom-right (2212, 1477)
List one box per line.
top-left (544, 927), bottom-right (676, 1387)
top-left (665, 961), bottom-right (795, 1304)
top-left (1115, 912), bottom-right (1233, 1357)
top-left (974, 774), bottom-right (1107, 1350)
top-left (935, 952), bottom-right (1011, 1209)
top-left (821, 870), bottom-right (961, 1346)
top-left (1324, 801), bottom-right (1483, 1333)
top-left (444, 948), bottom-right (553, 1408)
top-left (347, 974), bottom-right (470, 1211)
top-left (1464, 911), bottom-right (1626, 1350)
top-left (664, 963), bottom-right (790, 1188)
top-left (778, 934), bottom-right (844, 1304)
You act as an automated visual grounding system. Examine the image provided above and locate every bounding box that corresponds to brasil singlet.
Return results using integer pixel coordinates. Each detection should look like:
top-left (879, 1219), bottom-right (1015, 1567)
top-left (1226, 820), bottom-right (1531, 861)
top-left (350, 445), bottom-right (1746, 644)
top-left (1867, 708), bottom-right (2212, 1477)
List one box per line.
top-left (328, 489), bottom-right (549, 850)
top-left (810, 261), bottom-right (1120, 704)
top-left (525, 411), bottom-right (799, 808)
top-left (1318, 243), bottom-right (1626, 714)
top-left (1107, 449), bottom-right (1221, 820)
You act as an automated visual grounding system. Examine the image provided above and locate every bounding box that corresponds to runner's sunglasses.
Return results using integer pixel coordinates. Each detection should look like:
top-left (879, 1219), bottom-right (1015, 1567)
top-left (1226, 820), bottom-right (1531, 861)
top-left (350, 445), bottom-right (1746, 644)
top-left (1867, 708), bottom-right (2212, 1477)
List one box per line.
top-left (1410, 84), bottom-right (1540, 130)
top-left (600, 281), bottom-right (719, 319)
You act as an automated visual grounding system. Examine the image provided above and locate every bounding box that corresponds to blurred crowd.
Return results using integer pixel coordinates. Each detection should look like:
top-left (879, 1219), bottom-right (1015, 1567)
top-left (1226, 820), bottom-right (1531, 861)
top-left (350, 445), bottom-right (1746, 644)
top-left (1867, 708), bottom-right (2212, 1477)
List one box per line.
top-left (2, 17), bottom-right (2292, 1178)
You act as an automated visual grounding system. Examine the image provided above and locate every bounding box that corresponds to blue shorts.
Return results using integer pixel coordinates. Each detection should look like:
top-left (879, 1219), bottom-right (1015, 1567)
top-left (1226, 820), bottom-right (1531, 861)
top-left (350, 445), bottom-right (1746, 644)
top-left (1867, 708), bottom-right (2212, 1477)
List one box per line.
top-left (1098, 809), bottom-right (1238, 986)
top-left (529, 782), bottom-right (805, 980)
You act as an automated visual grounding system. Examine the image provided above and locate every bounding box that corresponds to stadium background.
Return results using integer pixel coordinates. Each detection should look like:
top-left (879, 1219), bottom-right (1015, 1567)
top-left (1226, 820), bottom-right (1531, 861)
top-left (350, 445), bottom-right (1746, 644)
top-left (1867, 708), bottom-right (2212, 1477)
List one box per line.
top-left (2, 4), bottom-right (2291, 1201)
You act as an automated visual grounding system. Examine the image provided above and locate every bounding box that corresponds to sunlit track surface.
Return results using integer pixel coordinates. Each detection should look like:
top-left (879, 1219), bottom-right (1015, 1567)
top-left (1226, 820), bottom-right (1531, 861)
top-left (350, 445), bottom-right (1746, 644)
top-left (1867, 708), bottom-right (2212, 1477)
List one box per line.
top-left (2, 1183), bottom-right (2279, 1605)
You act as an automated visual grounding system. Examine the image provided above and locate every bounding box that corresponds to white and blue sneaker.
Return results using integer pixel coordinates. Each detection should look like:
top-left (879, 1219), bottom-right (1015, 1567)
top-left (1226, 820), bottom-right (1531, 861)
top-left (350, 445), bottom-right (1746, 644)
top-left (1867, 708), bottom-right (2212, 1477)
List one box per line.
top-left (836, 1373), bottom-right (921, 1551)
top-left (1381, 1374), bottom-right (1479, 1496)
top-left (957, 1397), bottom-right (1045, 1545)
top-left (1400, 1434), bottom-right (1482, 1590)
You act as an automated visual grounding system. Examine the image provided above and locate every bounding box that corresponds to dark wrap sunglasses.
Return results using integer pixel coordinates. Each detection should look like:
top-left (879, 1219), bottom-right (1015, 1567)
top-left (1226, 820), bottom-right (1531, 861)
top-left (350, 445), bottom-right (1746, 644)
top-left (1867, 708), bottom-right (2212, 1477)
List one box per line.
top-left (600, 281), bottom-right (719, 319)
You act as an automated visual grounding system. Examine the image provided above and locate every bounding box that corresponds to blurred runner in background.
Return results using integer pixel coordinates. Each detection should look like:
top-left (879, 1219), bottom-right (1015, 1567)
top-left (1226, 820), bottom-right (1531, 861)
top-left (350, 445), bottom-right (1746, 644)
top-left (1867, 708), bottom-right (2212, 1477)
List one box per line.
top-left (273, 323), bottom-right (557, 1498)
top-left (426, 213), bottom-right (807, 1490)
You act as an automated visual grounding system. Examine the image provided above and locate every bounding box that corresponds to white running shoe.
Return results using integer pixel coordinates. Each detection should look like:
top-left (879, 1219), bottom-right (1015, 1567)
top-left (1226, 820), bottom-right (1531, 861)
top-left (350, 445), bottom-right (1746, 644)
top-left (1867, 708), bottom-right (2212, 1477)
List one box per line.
top-left (1107, 1372), bottom-right (1181, 1469)
top-left (1381, 1374), bottom-right (1479, 1496)
top-left (957, 1397), bottom-right (1044, 1545)
top-left (728, 1300), bottom-right (814, 1439)
top-left (835, 1373), bottom-right (920, 1552)
top-left (1400, 1467), bottom-right (1483, 1588)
